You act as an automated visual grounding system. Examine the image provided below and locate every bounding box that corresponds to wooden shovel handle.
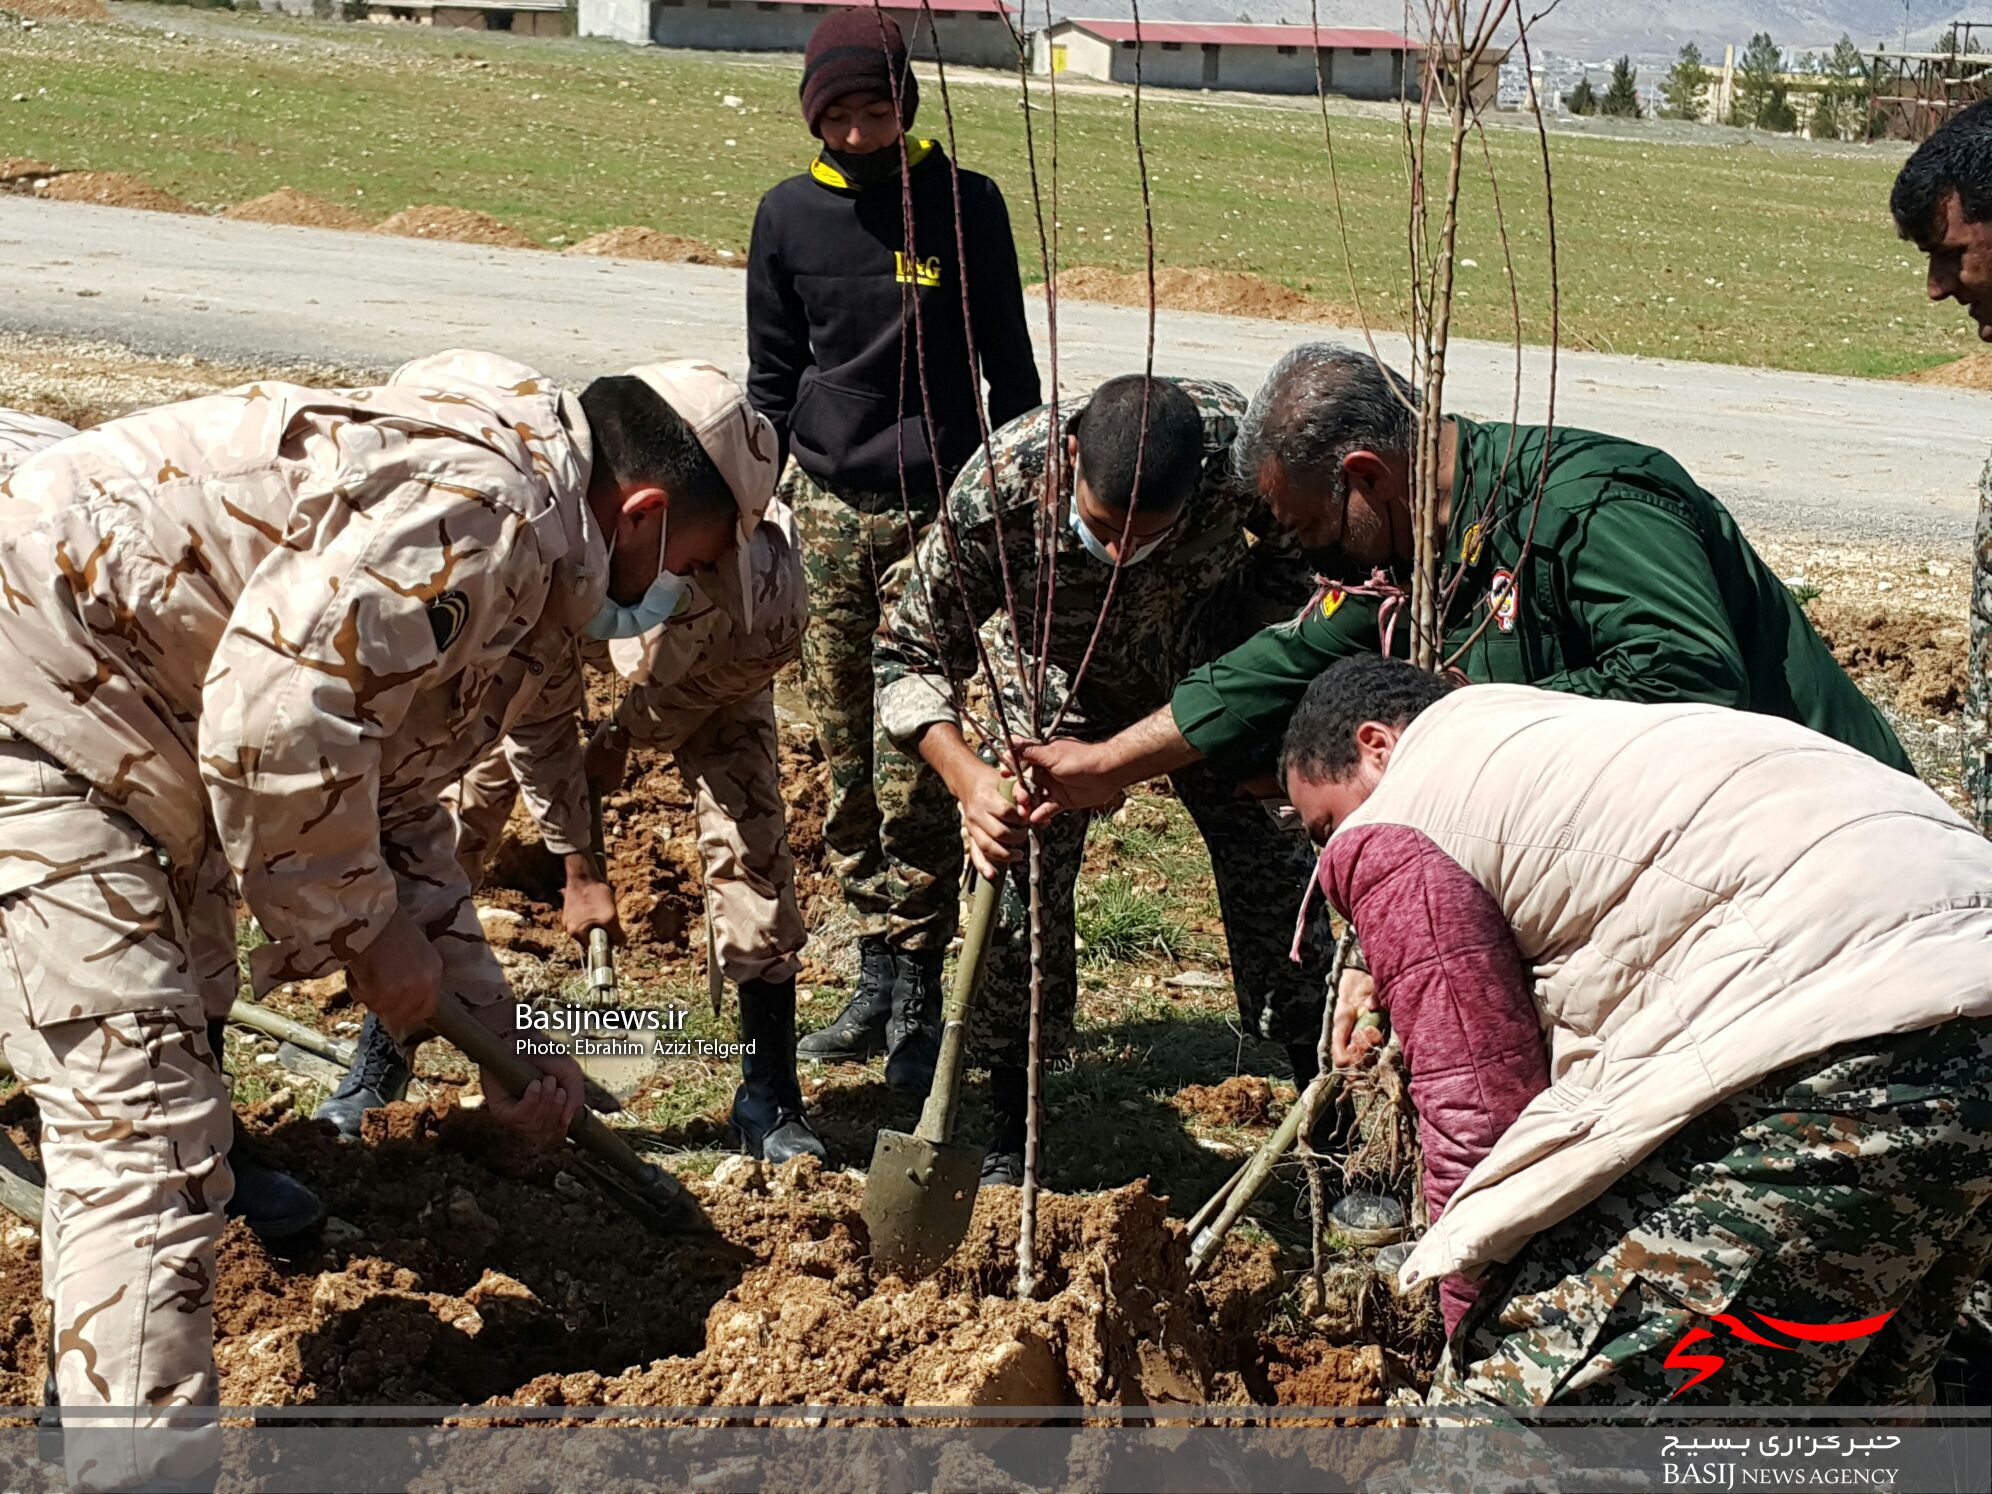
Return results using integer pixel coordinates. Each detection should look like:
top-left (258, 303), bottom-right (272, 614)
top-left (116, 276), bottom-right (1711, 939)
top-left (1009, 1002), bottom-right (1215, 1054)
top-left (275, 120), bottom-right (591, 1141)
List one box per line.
top-left (913, 871), bottom-right (1003, 1147)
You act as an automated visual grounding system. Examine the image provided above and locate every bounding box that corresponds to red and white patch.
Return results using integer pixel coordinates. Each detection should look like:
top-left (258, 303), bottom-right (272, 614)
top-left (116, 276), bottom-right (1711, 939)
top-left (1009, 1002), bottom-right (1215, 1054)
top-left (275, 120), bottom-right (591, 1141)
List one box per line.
top-left (1488, 570), bottom-right (1519, 633)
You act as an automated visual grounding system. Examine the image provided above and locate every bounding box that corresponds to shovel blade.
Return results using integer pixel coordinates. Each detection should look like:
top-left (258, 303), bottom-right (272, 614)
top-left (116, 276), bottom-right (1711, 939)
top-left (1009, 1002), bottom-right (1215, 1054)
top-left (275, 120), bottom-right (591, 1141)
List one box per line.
top-left (861, 1127), bottom-right (983, 1281)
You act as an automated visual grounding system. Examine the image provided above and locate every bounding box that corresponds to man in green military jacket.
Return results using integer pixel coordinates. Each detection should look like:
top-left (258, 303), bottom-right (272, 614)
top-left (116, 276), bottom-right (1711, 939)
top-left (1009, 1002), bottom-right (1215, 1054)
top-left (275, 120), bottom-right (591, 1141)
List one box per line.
top-left (1023, 343), bottom-right (1911, 806)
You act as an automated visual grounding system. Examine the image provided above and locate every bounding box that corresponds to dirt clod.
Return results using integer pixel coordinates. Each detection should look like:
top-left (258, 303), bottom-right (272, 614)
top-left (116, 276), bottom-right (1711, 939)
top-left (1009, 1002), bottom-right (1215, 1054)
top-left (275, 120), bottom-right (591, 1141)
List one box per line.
top-left (0, 158), bottom-right (55, 184)
top-left (1812, 602), bottom-right (1969, 716)
top-left (1173, 1074), bottom-right (1279, 1128)
top-left (223, 188), bottom-right (374, 232)
top-left (34, 171), bottom-right (196, 215)
top-left (564, 226), bottom-right (731, 265)
top-left (1038, 266), bottom-right (1357, 325)
top-left (375, 205), bottom-right (540, 250)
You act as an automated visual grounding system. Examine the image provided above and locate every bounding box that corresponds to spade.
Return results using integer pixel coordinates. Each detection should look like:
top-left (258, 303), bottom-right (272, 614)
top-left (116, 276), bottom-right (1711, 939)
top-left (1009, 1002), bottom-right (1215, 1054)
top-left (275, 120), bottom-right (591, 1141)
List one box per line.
top-left (861, 870), bottom-right (1002, 1279)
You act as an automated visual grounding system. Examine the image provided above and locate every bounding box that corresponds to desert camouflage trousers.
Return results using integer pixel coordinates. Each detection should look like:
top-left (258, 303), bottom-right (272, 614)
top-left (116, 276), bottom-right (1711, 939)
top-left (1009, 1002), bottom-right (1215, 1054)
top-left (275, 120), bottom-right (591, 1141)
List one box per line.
top-left (1433, 1017), bottom-right (1992, 1407)
top-left (786, 464), bottom-right (961, 953)
top-left (968, 762), bottom-right (1336, 1069)
top-left (451, 689), bottom-right (805, 985)
top-left (0, 734), bottom-right (237, 1490)
top-left (1967, 456), bottom-right (1990, 835)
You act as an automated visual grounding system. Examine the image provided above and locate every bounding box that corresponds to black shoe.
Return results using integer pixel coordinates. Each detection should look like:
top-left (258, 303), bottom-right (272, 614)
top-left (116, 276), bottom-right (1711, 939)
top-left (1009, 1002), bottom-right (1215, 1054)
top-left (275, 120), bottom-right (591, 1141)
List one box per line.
top-left (227, 1142), bottom-right (325, 1243)
top-left (883, 949), bottom-right (944, 1094)
top-left (981, 1150), bottom-right (1025, 1187)
top-left (981, 1063), bottom-right (1029, 1185)
top-left (311, 1013), bottom-right (412, 1142)
top-left (796, 937), bottom-right (894, 1062)
top-left (206, 1020), bottom-right (326, 1243)
top-left (731, 977), bottom-right (827, 1164)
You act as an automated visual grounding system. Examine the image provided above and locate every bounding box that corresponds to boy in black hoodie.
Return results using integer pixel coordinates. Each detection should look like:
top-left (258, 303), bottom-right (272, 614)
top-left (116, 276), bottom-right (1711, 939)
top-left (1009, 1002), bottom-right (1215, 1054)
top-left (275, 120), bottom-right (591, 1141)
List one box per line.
top-left (748, 7), bottom-right (1041, 1092)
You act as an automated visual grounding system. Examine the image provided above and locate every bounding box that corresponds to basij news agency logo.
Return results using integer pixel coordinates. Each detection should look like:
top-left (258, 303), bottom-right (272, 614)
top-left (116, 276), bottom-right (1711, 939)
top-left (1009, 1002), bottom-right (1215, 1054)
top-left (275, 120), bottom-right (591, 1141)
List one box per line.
top-left (1663, 1307), bottom-right (1895, 1397)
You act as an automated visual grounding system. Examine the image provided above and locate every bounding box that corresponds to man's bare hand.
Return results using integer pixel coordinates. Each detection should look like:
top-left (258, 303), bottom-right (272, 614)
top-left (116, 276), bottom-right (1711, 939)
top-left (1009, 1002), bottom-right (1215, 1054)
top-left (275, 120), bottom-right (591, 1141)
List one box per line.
top-left (560, 854), bottom-right (622, 945)
top-left (481, 1049), bottom-right (585, 1151)
top-left (584, 721), bottom-right (630, 802)
top-left (1018, 738), bottom-right (1124, 813)
top-left (960, 759), bottom-right (1030, 880)
top-left (345, 908), bottom-right (441, 1037)
top-left (1330, 967), bottom-right (1383, 1069)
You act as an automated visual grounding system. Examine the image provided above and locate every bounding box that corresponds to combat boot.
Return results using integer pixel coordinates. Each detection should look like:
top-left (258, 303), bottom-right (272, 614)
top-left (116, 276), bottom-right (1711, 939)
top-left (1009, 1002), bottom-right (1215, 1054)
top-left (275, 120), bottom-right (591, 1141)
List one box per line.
top-left (206, 1019), bottom-right (324, 1243)
top-left (731, 976), bottom-right (828, 1164)
top-left (980, 1063), bottom-right (1029, 1186)
top-left (311, 1012), bottom-right (411, 1142)
top-left (796, 936), bottom-right (894, 1062)
top-left (882, 948), bottom-right (944, 1094)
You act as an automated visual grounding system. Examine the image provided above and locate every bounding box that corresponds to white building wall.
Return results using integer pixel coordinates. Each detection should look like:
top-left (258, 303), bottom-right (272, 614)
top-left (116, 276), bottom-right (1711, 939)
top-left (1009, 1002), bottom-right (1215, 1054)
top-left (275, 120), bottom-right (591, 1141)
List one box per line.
top-left (578, 0), bottom-right (647, 40)
top-left (1037, 25), bottom-right (1115, 81)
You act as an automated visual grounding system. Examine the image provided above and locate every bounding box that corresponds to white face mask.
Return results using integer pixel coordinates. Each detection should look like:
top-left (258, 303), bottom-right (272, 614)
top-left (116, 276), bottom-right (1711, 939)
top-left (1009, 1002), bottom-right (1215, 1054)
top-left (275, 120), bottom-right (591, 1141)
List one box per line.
top-left (584, 511), bottom-right (689, 640)
top-left (1068, 500), bottom-right (1168, 568)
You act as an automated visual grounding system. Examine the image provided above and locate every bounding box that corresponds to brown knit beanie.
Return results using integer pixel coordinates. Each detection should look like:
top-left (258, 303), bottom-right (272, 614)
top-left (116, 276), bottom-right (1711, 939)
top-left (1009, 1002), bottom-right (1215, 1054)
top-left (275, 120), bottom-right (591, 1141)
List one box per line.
top-left (800, 8), bottom-right (919, 136)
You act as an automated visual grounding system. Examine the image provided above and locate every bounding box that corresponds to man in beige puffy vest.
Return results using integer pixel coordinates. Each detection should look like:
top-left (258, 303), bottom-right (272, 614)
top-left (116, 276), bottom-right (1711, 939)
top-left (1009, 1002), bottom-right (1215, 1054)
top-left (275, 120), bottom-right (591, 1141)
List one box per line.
top-left (1285, 658), bottom-right (1992, 1405)
top-left (0, 354), bottom-right (762, 1487)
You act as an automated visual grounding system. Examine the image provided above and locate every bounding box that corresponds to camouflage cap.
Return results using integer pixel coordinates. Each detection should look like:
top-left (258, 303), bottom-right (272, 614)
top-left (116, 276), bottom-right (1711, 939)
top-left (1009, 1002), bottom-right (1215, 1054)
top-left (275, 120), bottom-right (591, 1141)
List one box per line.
top-left (625, 360), bottom-right (779, 631)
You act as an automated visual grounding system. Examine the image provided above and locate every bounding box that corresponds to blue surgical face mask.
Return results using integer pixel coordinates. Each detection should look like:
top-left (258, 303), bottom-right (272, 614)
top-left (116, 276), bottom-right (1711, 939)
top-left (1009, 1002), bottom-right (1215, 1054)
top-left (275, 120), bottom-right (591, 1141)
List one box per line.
top-left (1068, 500), bottom-right (1169, 568)
top-left (585, 513), bottom-right (690, 640)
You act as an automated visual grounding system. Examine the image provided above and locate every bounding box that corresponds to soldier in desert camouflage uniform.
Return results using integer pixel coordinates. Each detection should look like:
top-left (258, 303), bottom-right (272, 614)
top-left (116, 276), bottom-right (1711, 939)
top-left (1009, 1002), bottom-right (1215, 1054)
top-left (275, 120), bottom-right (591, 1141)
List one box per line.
top-left (321, 474), bottom-right (825, 1163)
top-left (875, 374), bottom-right (1337, 1181)
top-left (0, 354), bottom-right (758, 1489)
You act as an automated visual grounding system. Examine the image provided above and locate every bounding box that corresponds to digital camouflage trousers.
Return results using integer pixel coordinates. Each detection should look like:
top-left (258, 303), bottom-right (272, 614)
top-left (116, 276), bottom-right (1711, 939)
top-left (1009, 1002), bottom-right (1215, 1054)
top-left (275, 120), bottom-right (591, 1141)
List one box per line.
top-left (967, 761), bottom-right (1337, 1071)
top-left (786, 463), bottom-right (961, 953)
top-left (1967, 457), bottom-right (1990, 835)
top-left (1434, 1016), bottom-right (1992, 1406)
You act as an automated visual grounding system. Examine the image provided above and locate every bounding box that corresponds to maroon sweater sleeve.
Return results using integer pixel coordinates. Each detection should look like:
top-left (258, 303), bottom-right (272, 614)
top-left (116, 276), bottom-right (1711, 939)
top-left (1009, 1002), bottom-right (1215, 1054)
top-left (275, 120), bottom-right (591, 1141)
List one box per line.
top-left (1320, 822), bottom-right (1550, 1333)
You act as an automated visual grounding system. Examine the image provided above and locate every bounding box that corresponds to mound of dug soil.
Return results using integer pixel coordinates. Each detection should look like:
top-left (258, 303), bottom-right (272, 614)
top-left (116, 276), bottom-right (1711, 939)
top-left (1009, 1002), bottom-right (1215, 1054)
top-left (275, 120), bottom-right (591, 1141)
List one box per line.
top-left (565, 226), bottom-right (731, 266)
top-left (0, 158), bottom-right (54, 185)
top-left (1174, 1074), bottom-right (1279, 1128)
top-left (1898, 352), bottom-right (1992, 391)
top-left (34, 171), bottom-right (195, 215)
top-left (1812, 602), bottom-right (1969, 716)
top-left (195, 1096), bottom-right (1382, 1411)
top-left (1038, 266), bottom-right (1357, 325)
top-left (223, 188), bottom-right (374, 232)
top-left (375, 205), bottom-right (540, 250)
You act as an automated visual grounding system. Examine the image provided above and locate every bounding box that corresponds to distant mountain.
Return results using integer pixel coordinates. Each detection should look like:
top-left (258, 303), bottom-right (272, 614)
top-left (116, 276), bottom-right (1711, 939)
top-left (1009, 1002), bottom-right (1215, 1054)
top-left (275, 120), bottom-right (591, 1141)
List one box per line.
top-left (1043, 2), bottom-right (1972, 63)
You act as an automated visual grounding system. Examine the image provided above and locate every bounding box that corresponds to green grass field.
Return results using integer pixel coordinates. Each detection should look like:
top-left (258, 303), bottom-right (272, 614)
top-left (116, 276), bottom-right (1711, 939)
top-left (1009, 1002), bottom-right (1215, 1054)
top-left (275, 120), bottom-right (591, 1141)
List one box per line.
top-left (0, 5), bottom-right (1970, 378)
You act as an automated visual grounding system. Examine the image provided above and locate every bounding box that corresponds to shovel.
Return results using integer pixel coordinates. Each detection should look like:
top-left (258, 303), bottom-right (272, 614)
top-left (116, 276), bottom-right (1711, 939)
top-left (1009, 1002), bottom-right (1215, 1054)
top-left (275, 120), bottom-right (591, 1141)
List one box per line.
top-left (428, 990), bottom-right (712, 1238)
top-left (861, 869), bottom-right (1002, 1279)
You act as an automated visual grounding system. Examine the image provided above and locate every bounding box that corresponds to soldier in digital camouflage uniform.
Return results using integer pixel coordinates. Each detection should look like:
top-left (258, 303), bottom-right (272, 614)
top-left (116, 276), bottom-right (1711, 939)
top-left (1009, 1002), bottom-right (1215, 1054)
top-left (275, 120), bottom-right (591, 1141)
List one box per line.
top-left (0, 354), bottom-right (752, 1489)
top-left (320, 479), bottom-right (824, 1163)
top-left (748, 8), bottom-right (1042, 1087)
top-left (875, 374), bottom-right (1336, 1180)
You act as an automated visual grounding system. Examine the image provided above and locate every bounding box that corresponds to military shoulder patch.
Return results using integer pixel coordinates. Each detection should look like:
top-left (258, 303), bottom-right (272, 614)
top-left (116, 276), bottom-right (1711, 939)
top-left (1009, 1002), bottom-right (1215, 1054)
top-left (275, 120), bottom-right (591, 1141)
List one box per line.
top-left (1319, 587), bottom-right (1346, 620)
top-left (428, 590), bottom-right (469, 652)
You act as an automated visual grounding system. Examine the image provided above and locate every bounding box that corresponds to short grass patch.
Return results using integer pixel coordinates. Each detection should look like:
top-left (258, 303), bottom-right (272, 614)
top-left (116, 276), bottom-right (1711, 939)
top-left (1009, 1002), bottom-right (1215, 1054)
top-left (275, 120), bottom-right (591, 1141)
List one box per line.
top-left (0, 6), bottom-right (1966, 378)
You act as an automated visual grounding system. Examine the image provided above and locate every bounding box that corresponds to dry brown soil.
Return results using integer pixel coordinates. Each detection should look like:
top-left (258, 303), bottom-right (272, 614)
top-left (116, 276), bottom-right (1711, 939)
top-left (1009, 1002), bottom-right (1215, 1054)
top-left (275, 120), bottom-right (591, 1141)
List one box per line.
top-left (222, 187), bottom-right (375, 232)
top-left (374, 205), bottom-right (541, 251)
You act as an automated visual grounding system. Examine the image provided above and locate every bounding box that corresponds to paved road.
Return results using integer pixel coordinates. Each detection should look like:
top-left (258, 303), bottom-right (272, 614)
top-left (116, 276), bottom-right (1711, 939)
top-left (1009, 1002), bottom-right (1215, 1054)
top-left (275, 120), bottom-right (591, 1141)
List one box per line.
top-left (3, 195), bottom-right (1984, 544)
